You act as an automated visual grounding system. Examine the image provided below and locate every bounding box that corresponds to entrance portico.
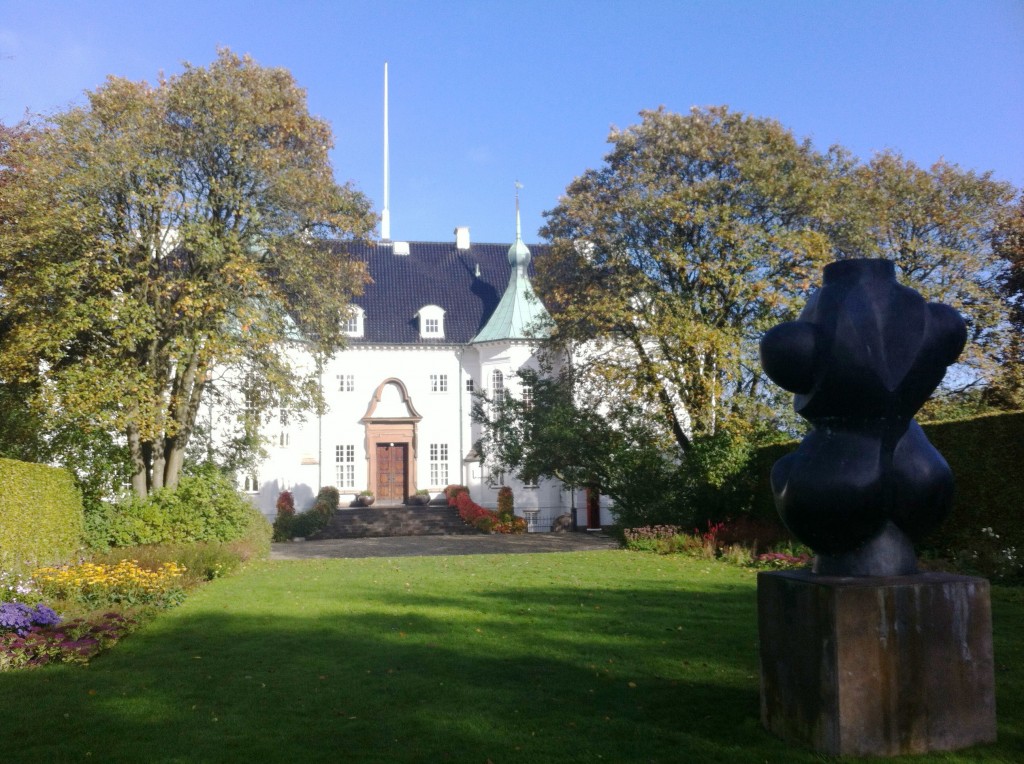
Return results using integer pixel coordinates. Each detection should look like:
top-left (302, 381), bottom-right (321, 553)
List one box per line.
top-left (361, 378), bottom-right (422, 504)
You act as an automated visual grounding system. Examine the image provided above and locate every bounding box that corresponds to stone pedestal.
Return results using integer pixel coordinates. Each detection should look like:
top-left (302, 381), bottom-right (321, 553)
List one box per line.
top-left (758, 570), bottom-right (996, 756)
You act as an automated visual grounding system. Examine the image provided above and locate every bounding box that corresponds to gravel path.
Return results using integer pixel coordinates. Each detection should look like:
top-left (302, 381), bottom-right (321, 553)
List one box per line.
top-left (270, 531), bottom-right (620, 560)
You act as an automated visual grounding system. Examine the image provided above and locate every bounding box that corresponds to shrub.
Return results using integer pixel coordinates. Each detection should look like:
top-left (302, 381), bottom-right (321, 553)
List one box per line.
top-left (273, 490), bottom-right (296, 542)
top-left (93, 466), bottom-right (270, 549)
top-left (289, 486), bottom-right (340, 539)
top-left (450, 488), bottom-right (525, 534)
top-left (0, 459), bottom-right (84, 577)
top-left (497, 486), bottom-right (514, 521)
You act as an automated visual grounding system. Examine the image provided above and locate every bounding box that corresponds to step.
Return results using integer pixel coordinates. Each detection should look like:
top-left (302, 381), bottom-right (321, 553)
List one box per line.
top-left (311, 505), bottom-right (482, 539)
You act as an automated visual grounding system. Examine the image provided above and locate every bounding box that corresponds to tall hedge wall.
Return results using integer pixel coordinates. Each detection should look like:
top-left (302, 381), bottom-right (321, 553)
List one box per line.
top-left (920, 412), bottom-right (1024, 565)
top-left (0, 458), bottom-right (84, 575)
top-left (720, 412), bottom-right (1024, 577)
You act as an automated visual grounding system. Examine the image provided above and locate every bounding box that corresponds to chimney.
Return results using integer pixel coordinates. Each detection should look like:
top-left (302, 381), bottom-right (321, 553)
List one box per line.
top-left (455, 226), bottom-right (470, 250)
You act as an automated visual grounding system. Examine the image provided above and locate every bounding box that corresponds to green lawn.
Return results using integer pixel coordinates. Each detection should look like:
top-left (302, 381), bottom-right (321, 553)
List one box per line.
top-left (1, 551), bottom-right (1021, 763)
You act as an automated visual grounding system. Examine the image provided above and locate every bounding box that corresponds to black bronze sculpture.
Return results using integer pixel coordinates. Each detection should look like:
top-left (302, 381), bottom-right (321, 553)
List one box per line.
top-left (759, 258), bottom-right (967, 575)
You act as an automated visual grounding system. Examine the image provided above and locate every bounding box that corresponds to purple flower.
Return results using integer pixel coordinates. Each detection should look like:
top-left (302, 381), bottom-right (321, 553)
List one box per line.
top-left (0, 601), bottom-right (62, 635)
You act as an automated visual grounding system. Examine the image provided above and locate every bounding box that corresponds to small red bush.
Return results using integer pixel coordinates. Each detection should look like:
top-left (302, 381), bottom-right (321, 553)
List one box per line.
top-left (451, 487), bottom-right (524, 534)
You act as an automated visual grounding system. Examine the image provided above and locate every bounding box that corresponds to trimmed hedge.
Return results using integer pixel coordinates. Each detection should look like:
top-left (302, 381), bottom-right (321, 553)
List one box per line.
top-left (0, 458), bottom-right (84, 575)
top-left (921, 412), bottom-right (1024, 576)
top-left (711, 411), bottom-right (1024, 578)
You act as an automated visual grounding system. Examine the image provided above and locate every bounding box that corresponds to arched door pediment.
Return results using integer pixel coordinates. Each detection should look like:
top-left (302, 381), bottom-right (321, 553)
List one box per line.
top-left (361, 378), bottom-right (422, 422)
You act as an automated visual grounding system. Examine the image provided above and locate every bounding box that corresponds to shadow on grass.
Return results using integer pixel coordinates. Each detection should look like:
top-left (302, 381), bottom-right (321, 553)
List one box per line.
top-left (0, 559), bottom-right (1020, 763)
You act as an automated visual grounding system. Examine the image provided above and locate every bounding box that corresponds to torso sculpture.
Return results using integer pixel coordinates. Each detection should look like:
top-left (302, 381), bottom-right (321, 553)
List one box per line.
top-left (759, 259), bottom-right (967, 576)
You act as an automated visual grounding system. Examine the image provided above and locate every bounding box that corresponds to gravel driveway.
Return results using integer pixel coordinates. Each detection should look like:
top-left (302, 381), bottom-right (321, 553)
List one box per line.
top-left (270, 532), bottom-right (620, 560)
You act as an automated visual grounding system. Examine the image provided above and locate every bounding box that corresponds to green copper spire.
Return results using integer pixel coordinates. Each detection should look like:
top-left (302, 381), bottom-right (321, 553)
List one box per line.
top-left (471, 188), bottom-right (552, 343)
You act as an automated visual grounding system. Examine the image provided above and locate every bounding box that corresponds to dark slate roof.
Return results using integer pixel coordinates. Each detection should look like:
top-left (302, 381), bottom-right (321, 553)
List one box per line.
top-left (326, 239), bottom-right (549, 345)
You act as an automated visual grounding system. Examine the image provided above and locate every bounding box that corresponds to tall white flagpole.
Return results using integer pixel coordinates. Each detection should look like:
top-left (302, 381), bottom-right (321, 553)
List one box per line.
top-left (381, 62), bottom-right (391, 241)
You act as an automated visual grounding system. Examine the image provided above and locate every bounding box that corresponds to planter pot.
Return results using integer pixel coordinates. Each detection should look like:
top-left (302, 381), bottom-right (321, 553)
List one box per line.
top-left (409, 495), bottom-right (430, 506)
top-left (356, 495), bottom-right (375, 507)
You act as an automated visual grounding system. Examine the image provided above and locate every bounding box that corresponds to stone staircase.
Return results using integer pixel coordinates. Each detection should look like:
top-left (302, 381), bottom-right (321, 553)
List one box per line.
top-left (311, 505), bottom-right (481, 539)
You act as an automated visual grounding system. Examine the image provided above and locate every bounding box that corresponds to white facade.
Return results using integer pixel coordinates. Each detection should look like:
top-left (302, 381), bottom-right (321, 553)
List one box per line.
top-left (236, 227), bottom-right (615, 531)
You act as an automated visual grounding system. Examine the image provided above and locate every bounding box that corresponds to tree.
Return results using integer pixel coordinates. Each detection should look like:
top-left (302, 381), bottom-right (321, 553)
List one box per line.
top-left (989, 197), bottom-right (1024, 409)
top-left (0, 50), bottom-right (376, 498)
top-left (537, 106), bottom-right (841, 453)
top-left (837, 152), bottom-right (1018, 408)
top-left (472, 361), bottom-right (690, 527)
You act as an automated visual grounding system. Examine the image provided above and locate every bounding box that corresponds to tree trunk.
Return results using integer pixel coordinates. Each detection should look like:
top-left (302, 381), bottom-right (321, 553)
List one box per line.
top-left (164, 438), bottom-right (186, 490)
top-left (161, 351), bottom-right (208, 490)
top-left (127, 423), bottom-right (149, 499)
top-left (151, 447), bottom-right (165, 491)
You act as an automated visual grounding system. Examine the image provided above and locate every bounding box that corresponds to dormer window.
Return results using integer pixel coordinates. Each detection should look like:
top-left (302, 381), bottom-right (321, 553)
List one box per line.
top-left (417, 305), bottom-right (445, 339)
top-left (341, 306), bottom-right (364, 338)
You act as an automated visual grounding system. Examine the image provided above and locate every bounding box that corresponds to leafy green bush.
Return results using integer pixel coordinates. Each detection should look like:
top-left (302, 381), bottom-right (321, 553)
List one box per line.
top-left (289, 486), bottom-right (340, 539)
top-left (88, 466), bottom-right (270, 550)
top-left (0, 459), bottom-right (84, 576)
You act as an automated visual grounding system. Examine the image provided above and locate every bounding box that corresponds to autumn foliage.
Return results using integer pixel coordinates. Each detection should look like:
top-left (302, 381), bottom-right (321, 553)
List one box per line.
top-left (445, 485), bottom-right (525, 534)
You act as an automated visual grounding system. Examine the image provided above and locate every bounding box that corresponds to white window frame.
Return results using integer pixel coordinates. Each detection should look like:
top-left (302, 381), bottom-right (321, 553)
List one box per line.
top-left (336, 444), bottom-right (356, 489)
top-left (430, 373), bottom-right (448, 393)
top-left (521, 383), bottom-right (534, 410)
top-left (430, 443), bottom-right (449, 487)
top-left (417, 305), bottom-right (446, 339)
top-left (337, 374), bottom-right (355, 392)
top-left (491, 369), bottom-right (505, 404)
top-left (341, 307), bottom-right (364, 338)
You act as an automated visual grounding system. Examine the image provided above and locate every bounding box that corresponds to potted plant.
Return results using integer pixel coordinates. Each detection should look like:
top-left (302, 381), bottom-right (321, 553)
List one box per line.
top-left (409, 489), bottom-right (430, 506)
top-left (356, 490), bottom-right (375, 507)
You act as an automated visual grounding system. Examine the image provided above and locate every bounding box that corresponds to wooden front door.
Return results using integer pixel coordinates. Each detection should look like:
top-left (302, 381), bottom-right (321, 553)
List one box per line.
top-left (586, 487), bottom-right (601, 530)
top-left (376, 443), bottom-right (408, 503)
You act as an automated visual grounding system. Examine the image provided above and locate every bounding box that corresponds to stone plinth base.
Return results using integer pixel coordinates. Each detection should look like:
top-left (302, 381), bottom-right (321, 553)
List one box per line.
top-left (758, 570), bottom-right (996, 757)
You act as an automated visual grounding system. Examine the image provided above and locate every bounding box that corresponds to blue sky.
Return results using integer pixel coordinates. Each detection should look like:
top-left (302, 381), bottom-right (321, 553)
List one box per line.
top-left (1, 0), bottom-right (1021, 244)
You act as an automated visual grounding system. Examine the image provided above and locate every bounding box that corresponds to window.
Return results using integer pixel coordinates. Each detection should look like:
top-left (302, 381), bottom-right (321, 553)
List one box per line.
top-left (430, 373), bottom-right (448, 393)
top-left (521, 383), bottom-right (534, 410)
top-left (491, 370), bottom-right (505, 404)
top-left (242, 383), bottom-right (259, 418)
top-left (465, 378), bottom-right (475, 393)
top-left (279, 407), bottom-right (291, 445)
top-left (336, 444), bottom-right (355, 489)
top-left (430, 443), bottom-right (449, 486)
top-left (418, 305), bottom-right (445, 339)
top-left (341, 307), bottom-right (364, 337)
top-left (337, 374), bottom-right (354, 392)
top-left (243, 474), bottom-right (259, 493)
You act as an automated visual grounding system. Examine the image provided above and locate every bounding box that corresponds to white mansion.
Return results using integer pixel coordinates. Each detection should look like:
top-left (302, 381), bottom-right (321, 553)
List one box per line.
top-left (241, 215), bottom-right (611, 532)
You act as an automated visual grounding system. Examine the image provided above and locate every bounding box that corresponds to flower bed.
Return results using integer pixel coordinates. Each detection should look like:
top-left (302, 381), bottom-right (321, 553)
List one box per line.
top-left (623, 519), bottom-right (811, 569)
top-left (1, 558), bottom-right (188, 672)
top-left (1, 609), bottom-right (141, 670)
top-left (33, 560), bottom-right (186, 608)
